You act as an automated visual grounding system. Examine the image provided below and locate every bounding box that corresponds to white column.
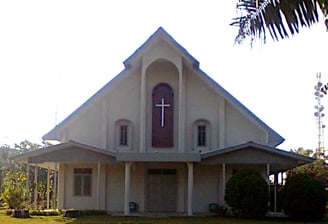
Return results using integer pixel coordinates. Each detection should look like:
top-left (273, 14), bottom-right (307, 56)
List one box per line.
top-left (222, 163), bottom-right (226, 205)
top-left (97, 162), bottom-right (101, 209)
top-left (187, 162), bottom-right (193, 216)
top-left (53, 162), bottom-right (57, 209)
top-left (266, 163), bottom-right (270, 209)
top-left (139, 65), bottom-right (146, 152)
top-left (26, 163), bottom-right (30, 209)
top-left (33, 165), bottom-right (38, 210)
top-left (124, 162), bottom-right (132, 215)
top-left (274, 173), bottom-right (278, 212)
top-left (46, 167), bottom-right (50, 209)
top-left (178, 67), bottom-right (185, 152)
top-left (218, 100), bottom-right (226, 148)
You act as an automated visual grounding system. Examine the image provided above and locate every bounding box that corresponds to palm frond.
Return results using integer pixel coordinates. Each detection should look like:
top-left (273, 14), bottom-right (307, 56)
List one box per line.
top-left (231, 0), bottom-right (328, 44)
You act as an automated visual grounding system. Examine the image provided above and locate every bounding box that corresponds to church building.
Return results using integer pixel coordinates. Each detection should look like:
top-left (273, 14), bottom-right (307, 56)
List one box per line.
top-left (13, 27), bottom-right (313, 215)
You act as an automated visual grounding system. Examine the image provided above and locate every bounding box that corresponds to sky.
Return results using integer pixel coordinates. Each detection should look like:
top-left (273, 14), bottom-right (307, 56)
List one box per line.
top-left (0, 0), bottom-right (327, 151)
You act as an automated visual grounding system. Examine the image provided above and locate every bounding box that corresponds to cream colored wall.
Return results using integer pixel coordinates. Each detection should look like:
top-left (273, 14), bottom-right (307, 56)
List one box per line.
top-left (225, 102), bottom-right (266, 146)
top-left (193, 165), bottom-right (219, 212)
top-left (185, 69), bottom-right (220, 152)
top-left (58, 163), bottom-right (107, 210)
top-left (107, 164), bottom-right (125, 212)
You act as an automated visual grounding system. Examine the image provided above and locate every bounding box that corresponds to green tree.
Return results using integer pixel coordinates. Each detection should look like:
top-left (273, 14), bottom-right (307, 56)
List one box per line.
top-left (231, 0), bottom-right (328, 44)
top-left (282, 173), bottom-right (327, 221)
top-left (225, 168), bottom-right (269, 217)
top-left (287, 147), bottom-right (328, 187)
top-left (0, 140), bottom-right (49, 209)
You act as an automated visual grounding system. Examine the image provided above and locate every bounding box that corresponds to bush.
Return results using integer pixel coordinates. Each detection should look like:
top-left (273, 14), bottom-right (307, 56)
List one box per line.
top-left (225, 168), bottom-right (269, 218)
top-left (281, 173), bottom-right (327, 221)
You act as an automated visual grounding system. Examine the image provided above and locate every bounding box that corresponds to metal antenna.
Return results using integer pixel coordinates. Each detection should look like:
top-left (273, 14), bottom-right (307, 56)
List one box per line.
top-left (314, 72), bottom-right (325, 158)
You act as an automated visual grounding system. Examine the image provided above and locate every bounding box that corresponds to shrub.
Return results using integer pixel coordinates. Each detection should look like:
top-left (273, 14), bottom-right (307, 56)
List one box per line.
top-left (225, 168), bottom-right (269, 218)
top-left (281, 173), bottom-right (327, 221)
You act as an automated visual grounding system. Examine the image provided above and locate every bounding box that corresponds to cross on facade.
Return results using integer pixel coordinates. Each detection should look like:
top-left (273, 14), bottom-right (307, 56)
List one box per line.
top-left (155, 98), bottom-right (171, 127)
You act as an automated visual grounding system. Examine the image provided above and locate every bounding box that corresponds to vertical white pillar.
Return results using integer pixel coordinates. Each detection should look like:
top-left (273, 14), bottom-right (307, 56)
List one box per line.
top-left (26, 163), bottom-right (30, 209)
top-left (34, 165), bottom-right (38, 210)
top-left (274, 173), bottom-right (278, 212)
top-left (97, 162), bottom-right (101, 209)
top-left (187, 162), bottom-right (193, 216)
top-left (266, 163), bottom-right (270, 209)
top-left (139, 65), bottom-right (146, 152)
top-left (178, 66), bottom-right (185, 153)
top-left (124, 162), bottom-right (132, 215)
top-left (46, 167), bottom-right (50, 209)
top-left (222, 163), bottom-right (226, 205)
top-left (53, 162), bottom-right (57, 209)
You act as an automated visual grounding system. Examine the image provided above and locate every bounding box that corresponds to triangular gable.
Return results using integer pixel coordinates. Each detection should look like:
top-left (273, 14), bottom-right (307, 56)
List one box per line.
top-left (123, 27), bottom-right (199, 70)
top-left (43, 27), bottom-right (284, 147)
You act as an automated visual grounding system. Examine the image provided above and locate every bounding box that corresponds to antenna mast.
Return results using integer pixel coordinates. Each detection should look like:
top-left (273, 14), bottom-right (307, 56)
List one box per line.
top-left (314, 72), bottom-right (325, 158)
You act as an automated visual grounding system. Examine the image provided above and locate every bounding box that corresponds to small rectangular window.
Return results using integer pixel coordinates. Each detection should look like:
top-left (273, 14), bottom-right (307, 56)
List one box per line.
top-left (74, 168), bottom-right (92, 196)
top-left (197, 125), bottom-right (206, 146)
top-left (119, 125), bottom-right (128, 146)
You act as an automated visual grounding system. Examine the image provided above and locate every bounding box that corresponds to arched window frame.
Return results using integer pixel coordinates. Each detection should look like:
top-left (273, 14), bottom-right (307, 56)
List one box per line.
top-left (115, 119), bottom-right (133, 151)
top-left (193, 119), bottom-right (211, 151)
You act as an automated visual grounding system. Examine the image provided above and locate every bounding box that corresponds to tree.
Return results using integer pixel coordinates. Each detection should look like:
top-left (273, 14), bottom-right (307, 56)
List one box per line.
top-left (231, 0), bottom-right (328, 44)
top-left (0, 140), bottom-right (49, 209)
top-left (288, 147), bottom-right (328, 187)
top-left (225, 168), bottom-right (269, 218)
top-left (281, 173), bottom-right (327, 221)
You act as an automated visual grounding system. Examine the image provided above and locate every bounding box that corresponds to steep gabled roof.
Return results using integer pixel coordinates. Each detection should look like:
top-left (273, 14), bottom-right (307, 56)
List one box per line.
top-left (43, 27), bottom-right (284, 146)
top-left (123, 27), bottom-right (199, 69)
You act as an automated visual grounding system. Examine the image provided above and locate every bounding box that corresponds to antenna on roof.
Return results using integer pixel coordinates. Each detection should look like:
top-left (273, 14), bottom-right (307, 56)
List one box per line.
top-left (314, 72), bottom-right (325, 158)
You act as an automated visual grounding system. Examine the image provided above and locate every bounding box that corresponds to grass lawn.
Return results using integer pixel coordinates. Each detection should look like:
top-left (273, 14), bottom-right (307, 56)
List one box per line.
top-left (0, 211), bottom-right (327, 224)
top-left (1, 216), bottom-right (327, 224)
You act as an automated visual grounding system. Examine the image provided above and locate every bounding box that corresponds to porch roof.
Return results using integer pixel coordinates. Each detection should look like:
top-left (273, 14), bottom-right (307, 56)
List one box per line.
top-left (201, 141), bottom-right (315, 173)
top-left (11, 140), bottom-right (117, 169)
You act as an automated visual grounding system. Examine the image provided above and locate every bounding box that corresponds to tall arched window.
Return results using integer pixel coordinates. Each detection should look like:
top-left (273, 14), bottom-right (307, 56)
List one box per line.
top-left (193, 119), bottom-right (210, 151)
top-left (152, 83), bottom-right (174, 148)
top-left (115, 119), bottom-right (133, 150)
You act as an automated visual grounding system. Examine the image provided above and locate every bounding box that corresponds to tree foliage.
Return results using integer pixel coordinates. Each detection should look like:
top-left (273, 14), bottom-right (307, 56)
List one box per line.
top-left (225, 168), bottom-right (269, 217)
top-left (281, 173), bottom-right (327, 221)
top-left (0, 140), bottom-right (49, 209)
top-left (231, 0), bottom-right (328, 44)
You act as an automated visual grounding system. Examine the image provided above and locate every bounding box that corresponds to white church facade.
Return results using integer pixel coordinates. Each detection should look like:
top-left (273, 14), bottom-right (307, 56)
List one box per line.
top-left (13, 27), bottom-right (313, 215)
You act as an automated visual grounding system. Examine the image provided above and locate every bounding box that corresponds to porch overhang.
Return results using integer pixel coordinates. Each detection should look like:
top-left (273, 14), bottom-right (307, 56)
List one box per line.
top-left (116, 152), bottom-right (201, 162)
top-left (10, 140), bottom-right (117, 169)
top-left (201, 141), bottom-right (315, 173)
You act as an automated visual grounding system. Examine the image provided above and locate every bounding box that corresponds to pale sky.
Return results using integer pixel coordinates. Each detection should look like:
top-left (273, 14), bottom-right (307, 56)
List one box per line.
top-left (0, 1), bottom-right (327, 151)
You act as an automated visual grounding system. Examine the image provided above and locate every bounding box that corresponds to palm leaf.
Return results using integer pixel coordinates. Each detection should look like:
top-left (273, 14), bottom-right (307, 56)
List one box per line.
top-left (231, 0), bottom-right (328, 44)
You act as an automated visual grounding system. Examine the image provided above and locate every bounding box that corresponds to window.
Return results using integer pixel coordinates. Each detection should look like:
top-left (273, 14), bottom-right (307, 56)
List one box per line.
top-left (197, 125), bottom-right (206, 146)
top-left (115, 119), bottom-right (133, 150)
top-left (193, 120), bottom-right (210, 151)
top-left (74, 168), bottom-right (92, 196)
top-left (152, 83), bottom-right (174, 148)
top-left (119, 125), bottom-right (128, 146)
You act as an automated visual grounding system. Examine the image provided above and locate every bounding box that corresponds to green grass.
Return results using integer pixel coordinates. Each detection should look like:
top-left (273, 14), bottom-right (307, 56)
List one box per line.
top-left (0, 211), bottom-right (327, 224)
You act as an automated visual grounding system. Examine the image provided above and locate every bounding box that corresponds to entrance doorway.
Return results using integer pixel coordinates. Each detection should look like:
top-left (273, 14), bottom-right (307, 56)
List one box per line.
top-left (146, 169), bottom-right (177, 212)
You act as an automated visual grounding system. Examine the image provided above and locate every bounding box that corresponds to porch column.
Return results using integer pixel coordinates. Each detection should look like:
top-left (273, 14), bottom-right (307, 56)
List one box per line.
top-left (53, 162), bottom-right (57, 209)
top-left (124, 162), bottom-right (132, 215)
top-left (33, 164), bottom-right (38, 210)
top-left (97, 162), bottom-right (101, 209)
top-left (187, 162), bottom-right (193, 216)
top-left (46, 167), bottom-right (50, 209)
top-left (274, 172), bottom-right (278, 212)
top-left (222, 163), bottom-right (226, 205)
top-left (26, 163), bottom-right (30, 209)
top-left (266, 163), bottom-right (270, 208)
